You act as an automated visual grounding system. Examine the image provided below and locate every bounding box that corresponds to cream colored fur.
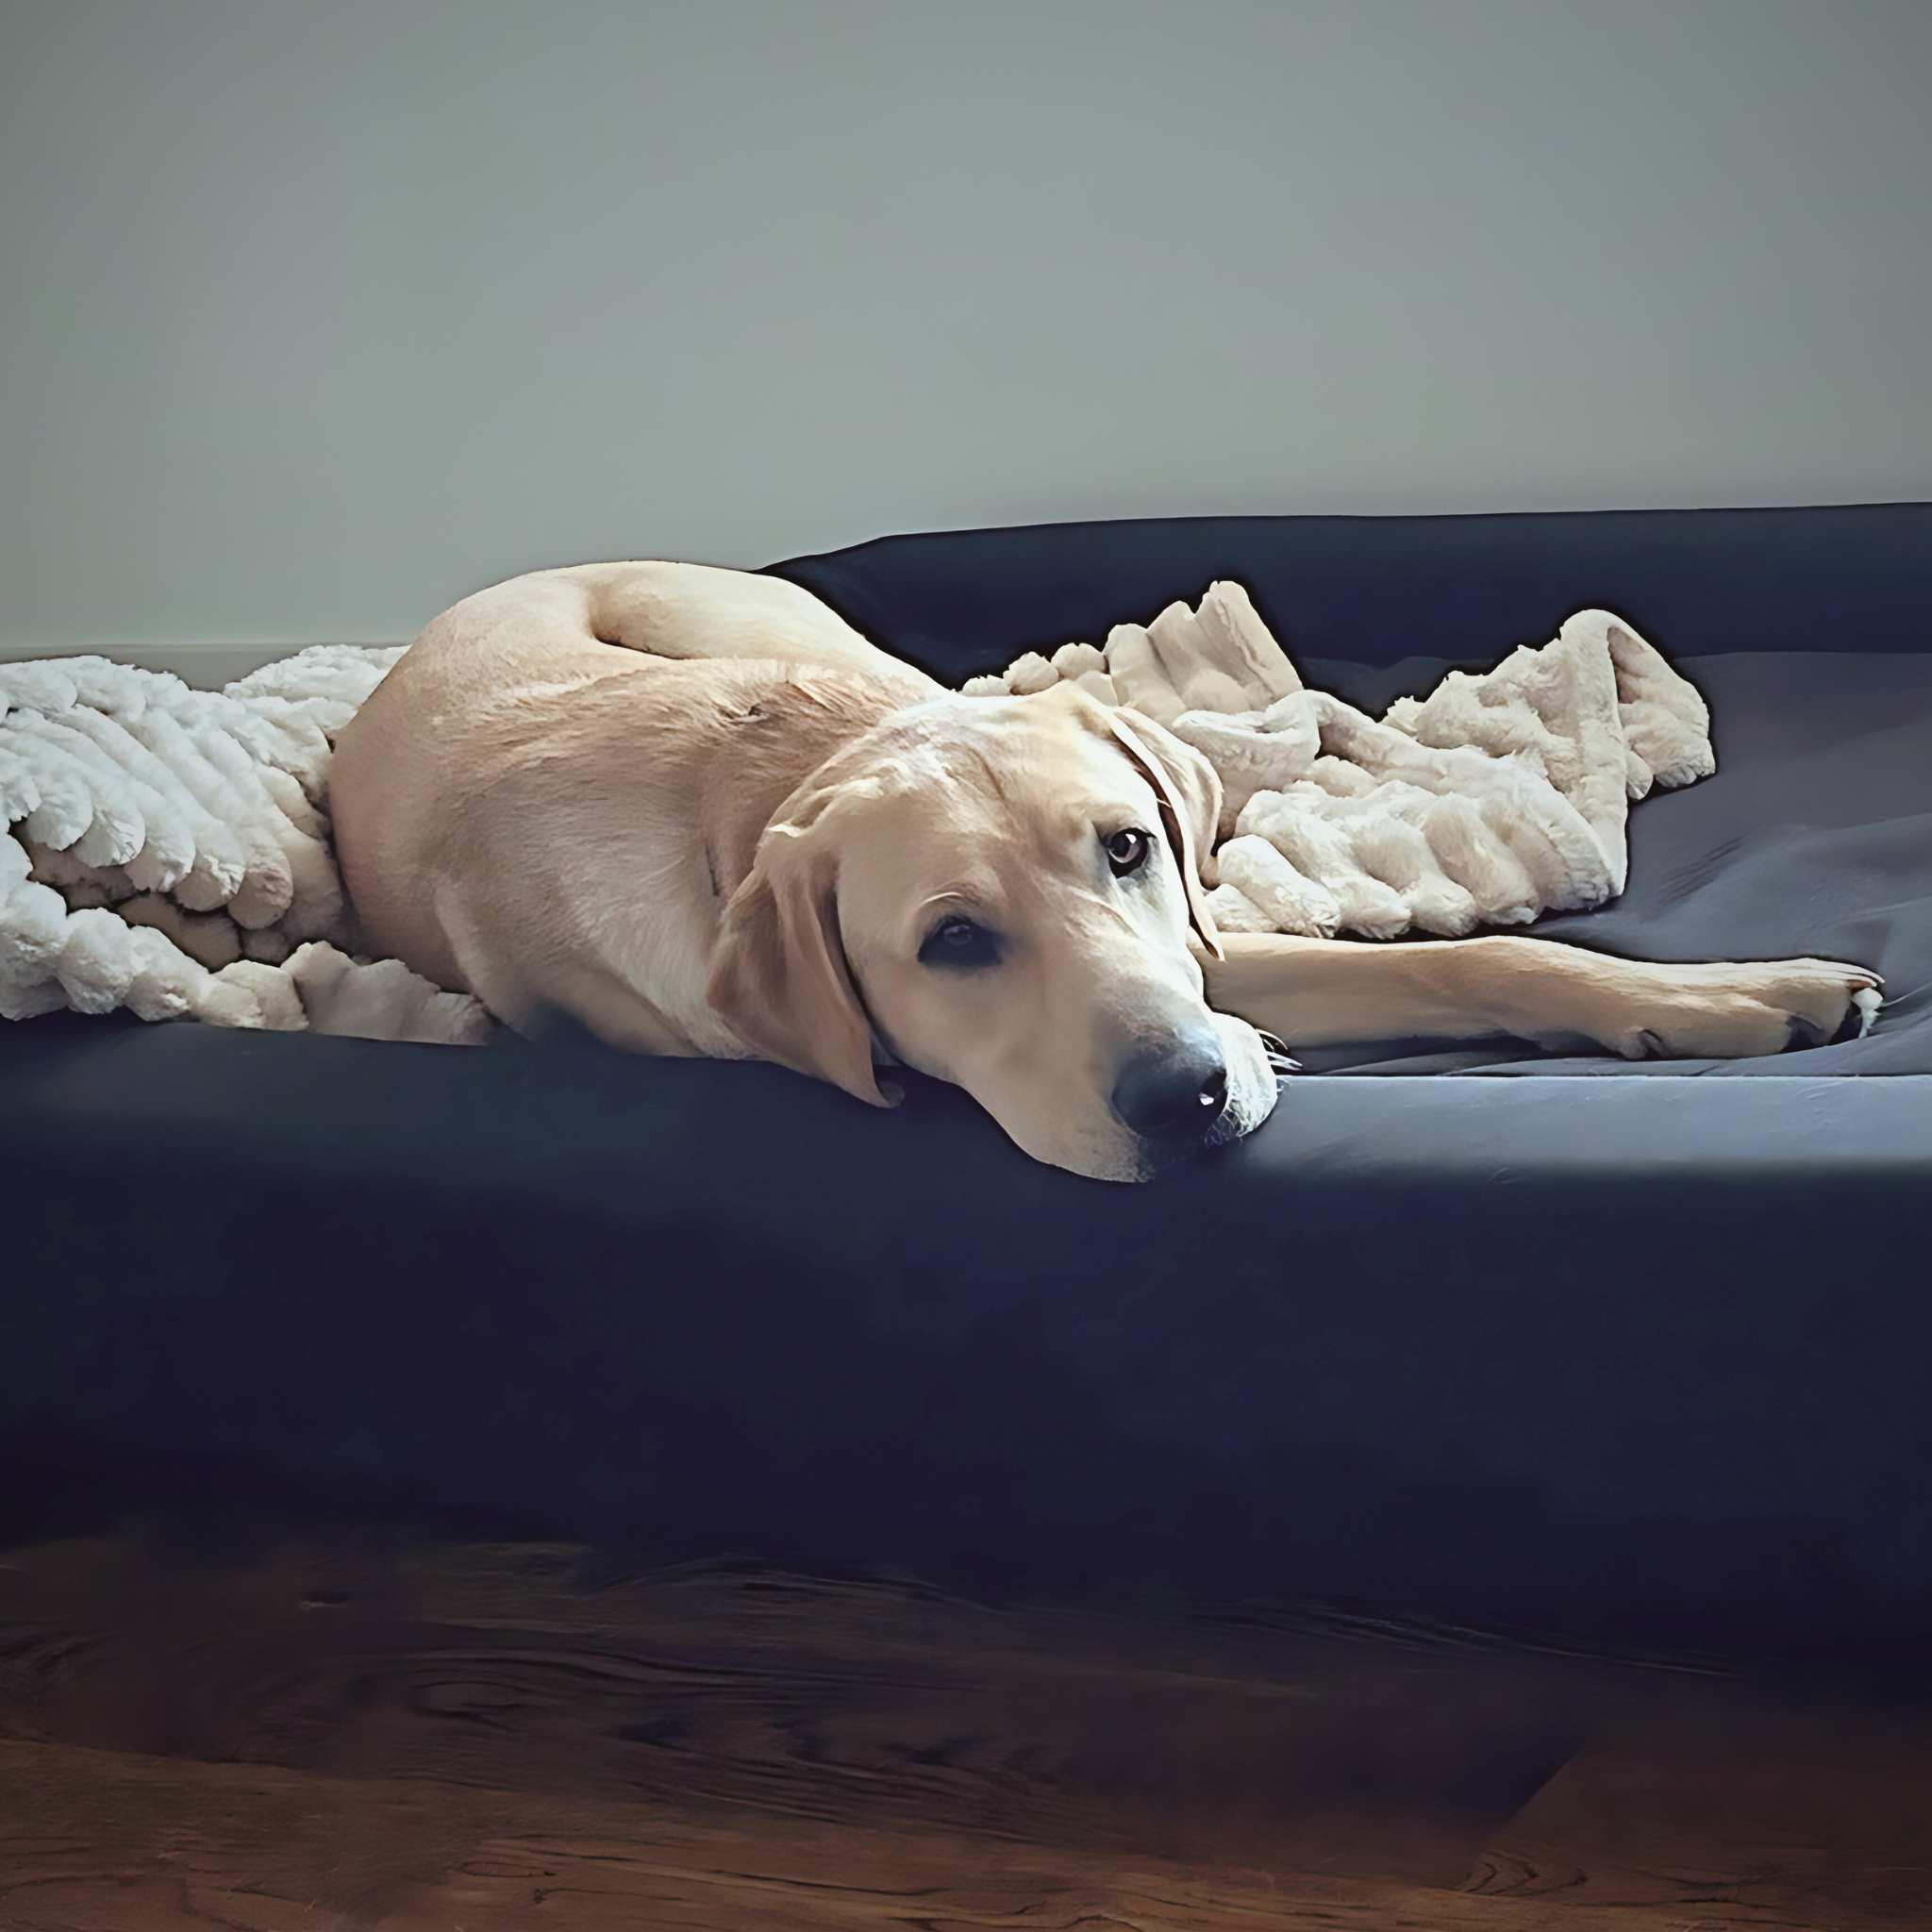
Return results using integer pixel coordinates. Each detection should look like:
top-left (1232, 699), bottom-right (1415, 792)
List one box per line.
top-left (330, 564), bottom-right (1276, 1182)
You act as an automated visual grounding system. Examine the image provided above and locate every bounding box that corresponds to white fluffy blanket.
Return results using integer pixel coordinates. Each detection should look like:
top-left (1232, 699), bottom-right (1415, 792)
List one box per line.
top-left (965, 585), bottom-right (1713, 940)
top-left (0, 647), bottom-right (490, 1041)
top-left (0, 589), bottom-right (1713, 1041)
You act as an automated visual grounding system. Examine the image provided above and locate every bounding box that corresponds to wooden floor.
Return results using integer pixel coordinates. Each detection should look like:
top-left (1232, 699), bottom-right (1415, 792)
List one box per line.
top-left (1, 1533), bottom-right (1928, 1929)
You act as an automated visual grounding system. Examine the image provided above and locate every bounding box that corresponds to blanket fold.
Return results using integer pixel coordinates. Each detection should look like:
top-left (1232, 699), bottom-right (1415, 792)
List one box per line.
top-left (0, 647), bottom-right (491, 1042)
top-left (969, 584), bottom-right (1714, 941)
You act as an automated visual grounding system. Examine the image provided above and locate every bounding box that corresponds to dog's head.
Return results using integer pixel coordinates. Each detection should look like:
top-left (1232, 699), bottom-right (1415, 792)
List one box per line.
top-left (708, 684), bottom-right (1279, 1181)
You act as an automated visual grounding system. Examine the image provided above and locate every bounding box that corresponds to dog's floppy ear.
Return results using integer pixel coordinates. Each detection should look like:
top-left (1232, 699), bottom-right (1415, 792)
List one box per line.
top-left (1105, 707), bottom-right (1224, 959)
top-left (707, 792), bottom-right (893, 1108)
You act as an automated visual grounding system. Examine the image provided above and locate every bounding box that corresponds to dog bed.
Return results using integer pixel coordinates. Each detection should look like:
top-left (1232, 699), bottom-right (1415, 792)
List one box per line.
top-left (3, 502), bottom-right (1929, 1674)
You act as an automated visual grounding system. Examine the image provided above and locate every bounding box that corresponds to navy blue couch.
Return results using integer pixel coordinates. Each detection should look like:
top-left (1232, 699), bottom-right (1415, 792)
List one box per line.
top-left (5, 503), bottom-right (1929, 1675)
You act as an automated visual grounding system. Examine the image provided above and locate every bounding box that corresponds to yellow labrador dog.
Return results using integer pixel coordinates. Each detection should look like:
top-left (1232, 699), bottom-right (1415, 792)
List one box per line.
top-left (329, 562), bottom-right (1879, 1182)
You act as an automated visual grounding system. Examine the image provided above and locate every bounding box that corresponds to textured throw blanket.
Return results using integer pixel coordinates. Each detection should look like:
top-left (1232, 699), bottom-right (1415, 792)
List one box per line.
top-left (964, 583), bottom-right (1714, 941)
top-left (0, 647), bottom-right (489, 1041)
top-left (0, 587), bottom-right (1713, 1041)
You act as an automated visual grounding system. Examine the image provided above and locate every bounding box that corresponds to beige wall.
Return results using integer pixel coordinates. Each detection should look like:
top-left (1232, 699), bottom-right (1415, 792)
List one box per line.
top-left (3, 0), bottom-right (1928, 658)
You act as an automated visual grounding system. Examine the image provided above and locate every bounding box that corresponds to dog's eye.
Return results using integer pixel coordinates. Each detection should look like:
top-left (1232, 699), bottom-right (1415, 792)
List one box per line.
top-left (919, 915), bottom-right (1001, 971)
top-left (1104, 827), bottom-right (1152, 876)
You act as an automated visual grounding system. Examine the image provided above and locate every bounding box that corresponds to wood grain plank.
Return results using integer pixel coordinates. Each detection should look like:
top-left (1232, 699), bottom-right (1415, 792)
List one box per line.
top-left (1466, 1712), bottom-right (1932, 1925)
top-left (0, 1537), bottom-right (1587, 1885)
top-left (0, 1736), bottom-right (1841, 1931)
top-left (2, 1534), bottom-right (1929, 1928)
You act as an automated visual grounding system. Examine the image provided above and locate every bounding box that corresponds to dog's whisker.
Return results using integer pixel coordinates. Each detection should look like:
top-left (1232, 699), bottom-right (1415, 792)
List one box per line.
top-left (1255, 1029), bottom-right (1300, 1077)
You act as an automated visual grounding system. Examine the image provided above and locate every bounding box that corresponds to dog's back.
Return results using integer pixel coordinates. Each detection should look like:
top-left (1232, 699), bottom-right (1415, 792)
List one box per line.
top-left (328, 563), bottom-right (938, 1046)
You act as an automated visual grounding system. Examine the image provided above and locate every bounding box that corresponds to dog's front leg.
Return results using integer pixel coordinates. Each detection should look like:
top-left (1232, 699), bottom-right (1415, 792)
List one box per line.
top-left (1198, 932), bottom-right (1880, 1059)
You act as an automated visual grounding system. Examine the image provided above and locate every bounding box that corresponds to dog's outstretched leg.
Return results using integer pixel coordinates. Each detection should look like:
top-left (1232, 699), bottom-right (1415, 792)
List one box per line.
top-left (1198, 931), bottom-right (1881, 1059)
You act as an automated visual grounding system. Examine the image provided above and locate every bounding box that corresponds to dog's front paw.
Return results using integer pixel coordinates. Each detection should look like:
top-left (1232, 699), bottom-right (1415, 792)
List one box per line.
top-left (1617, 958), bottom-right (1882, 1059)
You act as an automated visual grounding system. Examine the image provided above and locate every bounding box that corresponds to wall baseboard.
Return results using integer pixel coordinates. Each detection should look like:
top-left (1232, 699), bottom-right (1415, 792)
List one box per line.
top-left (0, 642), bottom-right (403, 691)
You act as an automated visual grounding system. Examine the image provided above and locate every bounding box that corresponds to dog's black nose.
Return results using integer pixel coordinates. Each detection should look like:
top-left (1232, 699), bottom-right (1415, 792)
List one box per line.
top-left (1110, 1040), bottom-right (1229, 1141)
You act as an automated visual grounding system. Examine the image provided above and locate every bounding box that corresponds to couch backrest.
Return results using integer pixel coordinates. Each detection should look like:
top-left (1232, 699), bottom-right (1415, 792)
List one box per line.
top-left (766, 502), bottom-right (1932, 681)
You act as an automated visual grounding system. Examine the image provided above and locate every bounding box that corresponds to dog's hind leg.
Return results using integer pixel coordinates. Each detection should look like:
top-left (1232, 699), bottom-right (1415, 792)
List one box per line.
top-left (554, 562), bottom-right (941, 700)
